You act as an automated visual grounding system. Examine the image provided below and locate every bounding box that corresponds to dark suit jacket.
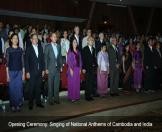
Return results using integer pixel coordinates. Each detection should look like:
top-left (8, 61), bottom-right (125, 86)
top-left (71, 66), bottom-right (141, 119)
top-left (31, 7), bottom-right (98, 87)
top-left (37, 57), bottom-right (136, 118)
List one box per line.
top-left (107, 44), bottom-right (120, 69)
top-left (154, 48), bottom-right (162, 69)
top-left (82, 46), bottom-right (97, 73)
top-left (95, 40), bottom-right (106, 55)
top-left (44, 43), bottom-right (62, 75)
top-left (143, 45), bottom-right (156, 69)
top-left (70, 34), bottom-right (82, 51)
top-left (25, 44), bottom-right (45, 75)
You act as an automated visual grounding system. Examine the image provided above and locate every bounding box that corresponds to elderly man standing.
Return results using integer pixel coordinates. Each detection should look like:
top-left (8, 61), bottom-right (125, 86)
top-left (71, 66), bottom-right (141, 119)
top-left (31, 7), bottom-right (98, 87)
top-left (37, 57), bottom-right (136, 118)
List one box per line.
top-left (82, 29), bottom-right (92, 49)
top-left (108, 36), bottom-right (120, 96)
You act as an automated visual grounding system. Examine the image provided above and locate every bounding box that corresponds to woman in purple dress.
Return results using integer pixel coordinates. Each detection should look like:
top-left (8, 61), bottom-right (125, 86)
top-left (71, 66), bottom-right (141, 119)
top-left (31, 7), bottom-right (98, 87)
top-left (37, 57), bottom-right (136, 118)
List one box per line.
top-left (97, 44), bottom-right (109, 97)
top-left (133, 43), bottom-right (143, 92)
top-left (67, 38), bottom-right (82, 102)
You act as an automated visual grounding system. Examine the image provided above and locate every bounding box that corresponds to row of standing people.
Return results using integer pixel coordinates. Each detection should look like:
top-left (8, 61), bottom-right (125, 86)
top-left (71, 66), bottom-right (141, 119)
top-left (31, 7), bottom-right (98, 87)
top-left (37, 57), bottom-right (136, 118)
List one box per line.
top-left (3, 28), bottom-right (162, 112)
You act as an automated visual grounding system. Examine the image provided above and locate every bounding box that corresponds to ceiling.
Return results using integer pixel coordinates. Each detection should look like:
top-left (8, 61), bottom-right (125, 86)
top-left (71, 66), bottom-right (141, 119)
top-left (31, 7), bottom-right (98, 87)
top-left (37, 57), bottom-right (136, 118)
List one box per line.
top-left (90, 0), bottom-right (162, 8)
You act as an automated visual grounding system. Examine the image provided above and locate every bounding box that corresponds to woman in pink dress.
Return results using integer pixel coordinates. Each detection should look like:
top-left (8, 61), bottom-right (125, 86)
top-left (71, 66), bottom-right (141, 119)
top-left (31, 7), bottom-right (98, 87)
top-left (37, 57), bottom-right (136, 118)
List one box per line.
top-left (97, 44), bottom-right (109, 97)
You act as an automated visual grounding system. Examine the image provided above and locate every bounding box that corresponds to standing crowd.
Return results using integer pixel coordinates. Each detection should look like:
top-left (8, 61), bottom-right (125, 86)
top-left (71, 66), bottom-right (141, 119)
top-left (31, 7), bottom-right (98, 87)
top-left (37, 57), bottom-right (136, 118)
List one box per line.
top-left (0, 22), bottom-right (162, 112)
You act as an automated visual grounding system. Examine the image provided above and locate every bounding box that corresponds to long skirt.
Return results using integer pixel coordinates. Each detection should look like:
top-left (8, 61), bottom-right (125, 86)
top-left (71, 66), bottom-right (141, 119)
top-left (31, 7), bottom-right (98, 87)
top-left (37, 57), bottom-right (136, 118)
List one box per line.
top-left (9, 71), bottom-right (23, 107)
top-left (97, 70), bottom-right (108, 96)
top-left (67, 67), bottom-right (80, 100)
top-left (133, 67), bottom-right (142, 89)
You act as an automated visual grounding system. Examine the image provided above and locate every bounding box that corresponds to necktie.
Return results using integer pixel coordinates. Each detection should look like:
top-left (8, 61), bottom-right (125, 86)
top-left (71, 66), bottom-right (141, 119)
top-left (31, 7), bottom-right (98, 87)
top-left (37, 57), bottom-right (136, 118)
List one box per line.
top-left (90, 47), bottom-right (93, 54)
top-left (115, 46), bottom-right (118, 62)
top-left (158, 49), bottom-right (161, 58)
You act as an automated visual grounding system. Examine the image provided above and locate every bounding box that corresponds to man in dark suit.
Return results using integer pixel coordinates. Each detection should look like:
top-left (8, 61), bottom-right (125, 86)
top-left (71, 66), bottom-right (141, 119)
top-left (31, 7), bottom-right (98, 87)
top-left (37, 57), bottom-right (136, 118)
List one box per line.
top-left (108, 36), bottom-right (120, 96)
top-left (153, 42), bottom-right (162, 90)
top-left (143, 38), bottom-right (156, 92)
top-left (44, 33), bottom-right (62, 105)
top-left (95, 32), bottom-right (106, 55)
top-left (82, 36), bottom-right (97, 101)
top-left (25, 34), bottom-right (45, 110)
top-left (70, 26), bottom-right (82, 51)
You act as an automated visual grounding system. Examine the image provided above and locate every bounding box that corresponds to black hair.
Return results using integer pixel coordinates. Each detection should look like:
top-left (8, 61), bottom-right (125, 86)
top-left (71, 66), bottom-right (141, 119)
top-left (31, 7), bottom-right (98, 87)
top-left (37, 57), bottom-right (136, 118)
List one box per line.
top-left (69, 37), bottom-right (78, 52)
top-left (9, 33), bottom-right (19, 47)
top-left (42, 32), bottom-right (48, 43)
top-left (123, 43), bottom-right (130, 54)
top-left (101, 43), bottom-right (106, 48)
top-left (101, 43), bottom-right (107, 51)
top-left (147, 37), bottom-right (153, 43)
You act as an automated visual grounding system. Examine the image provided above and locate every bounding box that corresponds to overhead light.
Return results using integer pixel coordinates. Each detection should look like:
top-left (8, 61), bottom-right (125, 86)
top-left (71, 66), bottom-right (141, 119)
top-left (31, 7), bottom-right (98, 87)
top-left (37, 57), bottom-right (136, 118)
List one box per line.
top-left (107, 3), bottom-right (127, 8)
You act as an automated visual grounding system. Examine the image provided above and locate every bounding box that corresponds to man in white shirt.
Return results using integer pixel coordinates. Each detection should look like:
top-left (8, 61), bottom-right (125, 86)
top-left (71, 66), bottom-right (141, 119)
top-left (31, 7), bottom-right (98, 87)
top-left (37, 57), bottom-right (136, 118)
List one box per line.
top-left (60, 30), bottom-right (70, 64)
top-left (82, 29), bottom-right (92, 49)
top-left (108, 37), bottom-right (120, 96)
top-left (71, 26), bottom-right (82, 51)
top-left (25, 34), bottom-right (45, 110)
top-left (95, 33), bottom-right (106, 55)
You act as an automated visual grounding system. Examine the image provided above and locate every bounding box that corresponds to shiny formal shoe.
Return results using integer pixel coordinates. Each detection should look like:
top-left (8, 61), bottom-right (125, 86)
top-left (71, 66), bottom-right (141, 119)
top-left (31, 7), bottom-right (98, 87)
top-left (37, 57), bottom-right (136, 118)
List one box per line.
top-left (29, 105), bottom-right (33, 110)
top-left (85, 97), bottom-right (94, 101)
top-left (11, 106), bottom-right (16, 112)
top-left (49, 101), bottom-right (54, 105)
top-left (115, 93), bottom-right (120, 96)
top-left (36, 103), bottom-right (44, 108)
top-left (110, 93), bottom-right (119, 96)
top-left (54, 101), bottom-right (60, 104)
top-left (93, 94), bottom-right (99, 97)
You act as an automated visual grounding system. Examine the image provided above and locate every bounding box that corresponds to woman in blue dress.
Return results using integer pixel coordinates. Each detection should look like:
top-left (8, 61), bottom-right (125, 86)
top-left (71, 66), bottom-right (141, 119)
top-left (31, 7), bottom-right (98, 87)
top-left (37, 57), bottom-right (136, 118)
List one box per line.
top-left (6, 33), bottom-right (25, 112)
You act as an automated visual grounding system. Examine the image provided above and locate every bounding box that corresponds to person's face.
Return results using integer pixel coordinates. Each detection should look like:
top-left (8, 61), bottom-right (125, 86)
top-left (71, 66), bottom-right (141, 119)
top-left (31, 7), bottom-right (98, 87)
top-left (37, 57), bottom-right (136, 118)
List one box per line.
top-left (129, 39), bottom-right (133, 44)
top-left (112, 38), bottom-right (117, 45)
top-left (87, 30), bottom-right (91, 37)
top-left (99, 33), bottom-right (104, 40)
top-left (63, 31), bottom-right (68, 39)
top-left (74, 27), bottom-right (79, 35)
top-left (73, 39), bottom-right (78, 50)
top-left (119, 38), bottom-right (122, 43)
top-left (156, 44), bottom-right (160, 49)
top-left (14, 29), bottom-right (19, 34)
top-left (92, 33), bottom-right (96, 38)
top-left (31, 29), bottom-right (36, 34)
top-left (102, 46), bottom-right (106, 52)
top-left (0, 22), bottom-right (3, 29)
top-left (148, 39), bottom-right (153, 46)
top-left (136, 43), bottom-right (140, 50)
top-left (11, 35), bottom-right (18, 46)
top-left (43, 34), bottom-right (48, 40)
top-left (83, 29), bottom-right (86, 34)
top-left (31, 35), bottom-right (38, 45)
top-left (6, 24), bottom-right (9, 28)
top-left (88, 38), bottom-right (94, 46)
top-left (50, 33), bottom-right (57, 43)
top-left (28, 26), bottom-right (32, 32)
top-left (125, 45), bottom-right (129, 51)
top-left (8, 31), bottom-right (14, 38)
